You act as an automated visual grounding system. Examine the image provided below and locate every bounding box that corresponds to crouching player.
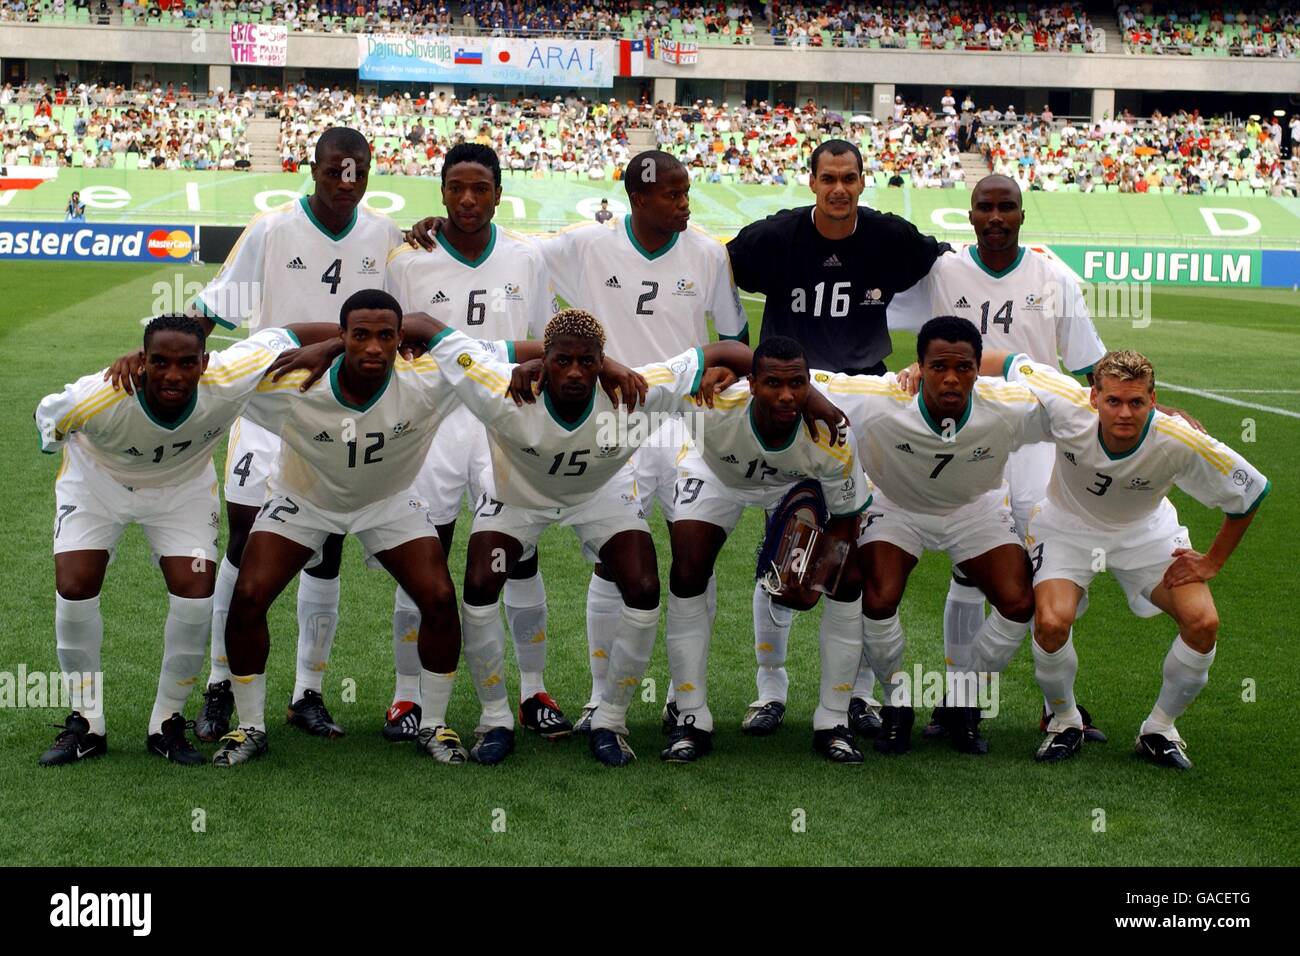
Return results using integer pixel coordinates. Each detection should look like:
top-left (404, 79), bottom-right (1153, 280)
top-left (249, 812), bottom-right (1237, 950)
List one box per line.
top-left (664, 335), bottom-right (870, 763)
top-left (33, 316), bottom-right (333, 765)
top-left (985, 349), bottom-right (1268, 767)
top-left (421, 308), bottom-right (752, 766)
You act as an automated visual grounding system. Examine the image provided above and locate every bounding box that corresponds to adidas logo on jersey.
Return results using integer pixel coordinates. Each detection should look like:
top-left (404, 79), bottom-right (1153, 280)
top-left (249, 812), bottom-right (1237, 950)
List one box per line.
top-left (313, 431), bottom-right (334, 443)
top-left (721, 454), bottom-right (739, 464)
top-left (954, 297), bottom-right (971, 309)
top-left (520, 446), bottom-right (540, 456)
top-left (604, 275), bottom-right (621, 289)
top-left (287, 257), bottom-right (306, 270)
top-left (1063, 452), bottom-right (1078, 466)
top-left (823, 254), bottom-right (842, 267)
top-left (429, 290), bottom-right (450, 305)
top-left (123, 446), bottom-right (143, 456)
top-left (895, 443), bottom-right (914, 454)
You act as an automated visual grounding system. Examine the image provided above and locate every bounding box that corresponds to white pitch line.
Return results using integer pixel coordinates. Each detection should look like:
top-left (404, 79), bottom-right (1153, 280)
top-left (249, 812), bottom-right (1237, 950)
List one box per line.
top-left (740, 293), bottom-right (766, 304)
top-left (209, 334), bottom-right (242, 343)
top-left (1192, 389), bottom-right (1300, 395)
top-left (1158, 382), bottom-right (1300, 420)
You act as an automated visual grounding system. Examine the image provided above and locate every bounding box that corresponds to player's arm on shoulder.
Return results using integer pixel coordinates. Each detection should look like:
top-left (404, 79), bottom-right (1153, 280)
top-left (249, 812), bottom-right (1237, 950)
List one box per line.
top-left (884, 212), bottom-right (948, 291)
top-left (190, 214), bottom-right (270, 332)
top-left (426, 326), bottom-right (516, 423)
top-left (802, 375), bottom-right (850, 445)
top-left (821, 430), bottom-right (870, 517)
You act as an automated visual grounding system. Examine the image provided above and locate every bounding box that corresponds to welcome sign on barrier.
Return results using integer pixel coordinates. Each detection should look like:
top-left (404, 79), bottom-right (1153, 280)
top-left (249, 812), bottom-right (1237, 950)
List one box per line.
top-left (357, 34), bottom-right (615, 87)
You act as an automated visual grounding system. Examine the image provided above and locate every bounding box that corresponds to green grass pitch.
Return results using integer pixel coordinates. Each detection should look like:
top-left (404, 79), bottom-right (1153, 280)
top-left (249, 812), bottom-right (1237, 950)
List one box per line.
top-left (1, 262), bottom-right (1296, 866)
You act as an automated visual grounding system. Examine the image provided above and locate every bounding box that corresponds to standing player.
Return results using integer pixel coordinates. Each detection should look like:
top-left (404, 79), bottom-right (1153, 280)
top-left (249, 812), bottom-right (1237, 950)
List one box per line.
top-left (664, 336), bottom-right (871, 763)
top-left (384, 143), bottom-right (562, 743)
top-left (416, 309), bottom-right (751, 765)
top-left (189, 127), bottom-right (405, 745)
top-left (725, 138), bottom-right (949, 738)
top-left (983, 349), bottom-right (1268, 767)
top-left (818, 317), bottom-right (1052, 755)
top-left (33, 315), bottom-right (335, 765)
top-left (886, 173), bottom-right (1106, 740)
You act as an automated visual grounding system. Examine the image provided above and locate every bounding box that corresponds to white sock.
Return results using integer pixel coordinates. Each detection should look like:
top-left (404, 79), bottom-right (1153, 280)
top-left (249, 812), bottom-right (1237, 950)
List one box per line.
top-left (585, 573), bottom-right (623, 708)
top-left (504, 572), bottom-right (548, 701)
top-left (970, 608), bottom-right (1031, 674)
top-left (850, 663), bottom-right (881, 705)
top-left (230, 672), bottom-right (267, 732)
top-left (150, 594), bottom-right (213, 733)
top-left (814, 597), bottom-right (862, 730)
top-left (861, 612), bottom-right (908, 706)
top-left (209, 555), bottom-right (239, 683)
top-left (591, 604), bottom-right (660, 735)
top-left (292, 573), bottom-right (340, 702)
top-left (460, 601), bottom-right (513, 732)
top-left (943, 578), bottom-right (984, 671)
top-left (752, 581), bottom-right (793, 705)
top-left (1032, 634), bottom-right (1081, 729)
top-left (55, 594), bottom-right (105, 735)
top-left (391, 587), bottom-right (422, 706)
top-left (705, 573), bottom-right (718, 624)
top-left (419, 669), bottom-right (456, 729)
top-left (1142, 636), bottom-right (1215, 736)
top-left (666, 592), bottom-right (713, 732)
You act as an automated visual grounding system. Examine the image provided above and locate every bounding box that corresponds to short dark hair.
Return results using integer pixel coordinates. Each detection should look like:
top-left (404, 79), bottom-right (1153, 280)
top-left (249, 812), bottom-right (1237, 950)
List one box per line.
top-left (752, 335), bottom-right (808, 373)
top-left (625, 150), bottom-right (685, 197)
top-left (443, 142), bottom-right (501, 188)
top-left (144, 313), bottom-right (206, 351)
top-left (339, 289), bottom-right (402, 330)
top-left (917, 316), bottom-right (982, 365)
top-left (810, 138), bottom-right (863, 176)
top-left (314, 126), bottom-right (370, 163)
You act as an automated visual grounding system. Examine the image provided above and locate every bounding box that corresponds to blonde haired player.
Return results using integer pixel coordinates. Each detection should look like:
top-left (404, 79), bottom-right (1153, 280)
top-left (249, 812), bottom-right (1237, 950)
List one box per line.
top-left (983, 348), bottom-right (1268, 767)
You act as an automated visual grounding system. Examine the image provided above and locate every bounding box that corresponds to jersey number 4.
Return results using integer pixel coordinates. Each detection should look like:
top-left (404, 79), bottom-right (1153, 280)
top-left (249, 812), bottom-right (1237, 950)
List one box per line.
top-left (322, 259), bottom-right (343, 295)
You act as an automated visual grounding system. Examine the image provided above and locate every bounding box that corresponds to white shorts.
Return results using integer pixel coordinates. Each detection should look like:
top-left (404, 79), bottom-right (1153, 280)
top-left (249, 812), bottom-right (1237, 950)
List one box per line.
top-left (629, 415), bottom-right (691, 521)
top-left (1005, 441), bottom-right (1055, 532)
top-left (470, 462), bottom-right (649, 563)
top-left (408, 404), bottom-right (492, 526)
top-left (223, 416), bottom-right (279, 507)
top-left (53, 443), bottom-right (220, 563)
top-left (1025, 497), bottom-right (1190, 618)
top-left (857, 487), bottom-right (1022, 566)
top-left (250, 488), bottom-right (438, 562)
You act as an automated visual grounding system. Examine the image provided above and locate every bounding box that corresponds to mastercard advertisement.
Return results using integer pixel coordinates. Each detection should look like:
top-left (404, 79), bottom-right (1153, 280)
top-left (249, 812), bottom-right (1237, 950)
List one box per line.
top-left (0, 222), bottom-right (198, 261)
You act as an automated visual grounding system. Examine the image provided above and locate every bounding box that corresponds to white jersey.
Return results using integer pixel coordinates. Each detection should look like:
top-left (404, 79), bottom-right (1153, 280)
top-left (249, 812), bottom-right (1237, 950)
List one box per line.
top-left (816, 370), bottom-right (1047, 515)
top-left (195, 197), bottom-right (404, 331)
top-left (1004, 355), bottom-right (1271, 528)
top-left (538, 215), bottom-right (746, 362)
top-left (241, 337), bottom-right (509, 513)
top-left (686, 380), bottom-right (871, 517)
top-left (890, 246), bottom-right (1106, 374)
top-left (385, 224), bottom-right (555, 340)
top-left (429, 328), bottom-right (705, 509)
top-left (36, 328), bottom-right (300, 489)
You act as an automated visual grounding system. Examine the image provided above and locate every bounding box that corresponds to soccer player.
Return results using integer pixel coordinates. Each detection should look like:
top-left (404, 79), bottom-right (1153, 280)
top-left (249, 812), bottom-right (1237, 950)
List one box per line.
top-left (663, 335), bottom-right (871, 763)
top-left (817, 316), bottom-right (1051, 755)
top-left (384, 143), bottom-right (562, 743)
top-left (725, 138), bottom-right (949, 738)
top-left (982, 349), bottom-right (1268, 767)
top-left (415, 308), bottom-right (752, 765)
top-left (412, 150), bottom-right (747, 735)
top-left (189, 127), bottom-right (404, 745)
top-left (33, 315), bottom-right (337, 765)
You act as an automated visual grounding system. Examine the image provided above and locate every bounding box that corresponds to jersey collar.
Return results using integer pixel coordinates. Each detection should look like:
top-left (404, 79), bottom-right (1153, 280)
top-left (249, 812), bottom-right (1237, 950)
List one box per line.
top-left (810, 205), bottom-right (859, 236)
top-left (543, 386), bottom-right (595, 432)
top-left (748, 401), bottom-right (799, 452)
top-left (299, 195), bottom-right (358, 242)
top-left (135, 386), bottom-right (198, 431)
top-left (917, 382), bottom-right (972, 437)
top-left (329, 355), bottom-right (392, 412)
top-left (436, 223), bottom-right (496, 268)
top-left (969, 245), bottom-right (1025, 278)
top-left (1097, 410), bottom-right (1154, 460)
top-left (624, 215), bottom-right (678, 261)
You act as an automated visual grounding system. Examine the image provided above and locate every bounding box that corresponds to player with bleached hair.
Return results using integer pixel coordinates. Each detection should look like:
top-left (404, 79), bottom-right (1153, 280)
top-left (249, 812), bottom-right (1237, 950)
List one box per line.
top-left (980, 348), bottom-right (1268, 767)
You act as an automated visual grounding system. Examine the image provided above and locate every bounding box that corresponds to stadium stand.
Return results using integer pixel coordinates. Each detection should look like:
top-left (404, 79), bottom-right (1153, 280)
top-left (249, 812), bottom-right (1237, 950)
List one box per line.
top-left (1117, 3), bottom-right (1298, 57)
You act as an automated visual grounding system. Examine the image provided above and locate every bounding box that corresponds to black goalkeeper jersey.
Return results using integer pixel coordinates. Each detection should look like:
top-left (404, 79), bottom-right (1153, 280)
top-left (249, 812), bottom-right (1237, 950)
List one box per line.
top-left (727, 205), bottom-right (947, 373)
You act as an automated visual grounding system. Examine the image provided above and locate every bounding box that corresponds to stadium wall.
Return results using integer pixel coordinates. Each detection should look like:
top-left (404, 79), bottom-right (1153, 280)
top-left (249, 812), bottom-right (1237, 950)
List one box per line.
top-left (2, 24), bottom-right (1298, 95)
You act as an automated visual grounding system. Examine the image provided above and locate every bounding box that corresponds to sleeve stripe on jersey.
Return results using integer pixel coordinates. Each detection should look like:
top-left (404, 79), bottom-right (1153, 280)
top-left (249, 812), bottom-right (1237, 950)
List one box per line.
top-left (1227, 478), bottom-right (1270, 519)
top-left (1155, 419), bottom-right (1233, 470)
top-left (694, 393), bottom-right (749, 410)
top-left (256, 372), bottom-right (311, 392)
top-left (998, 374), bottom-right (1090, 409)
top-left (1002, 353), bottom-right (1020, 379)
top-left (1069, 364), bottom-right (1096, 376)
top-left (1154, 421), bottom-right (1233, 473)
top-left (464, 365), bottom-right (509, 396)
top-left (974, 383), bottom-right (1039, 405)
top-left (202, 350), bottom-right (275, 384)
top-left (67, 389), bottom-right (130, 432)
top-left (813, 438), bottom-right (855, 469)
top-left (57, 385), bottom-right (124, 433)
top-left (825, 380), bottom-right (907, 397)
top-left (387, 244), bottom-right (417, 265)
top-left (194, 297), bottom-right (238, 331)
top-left (718, 324), bottom-right (749, 342)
